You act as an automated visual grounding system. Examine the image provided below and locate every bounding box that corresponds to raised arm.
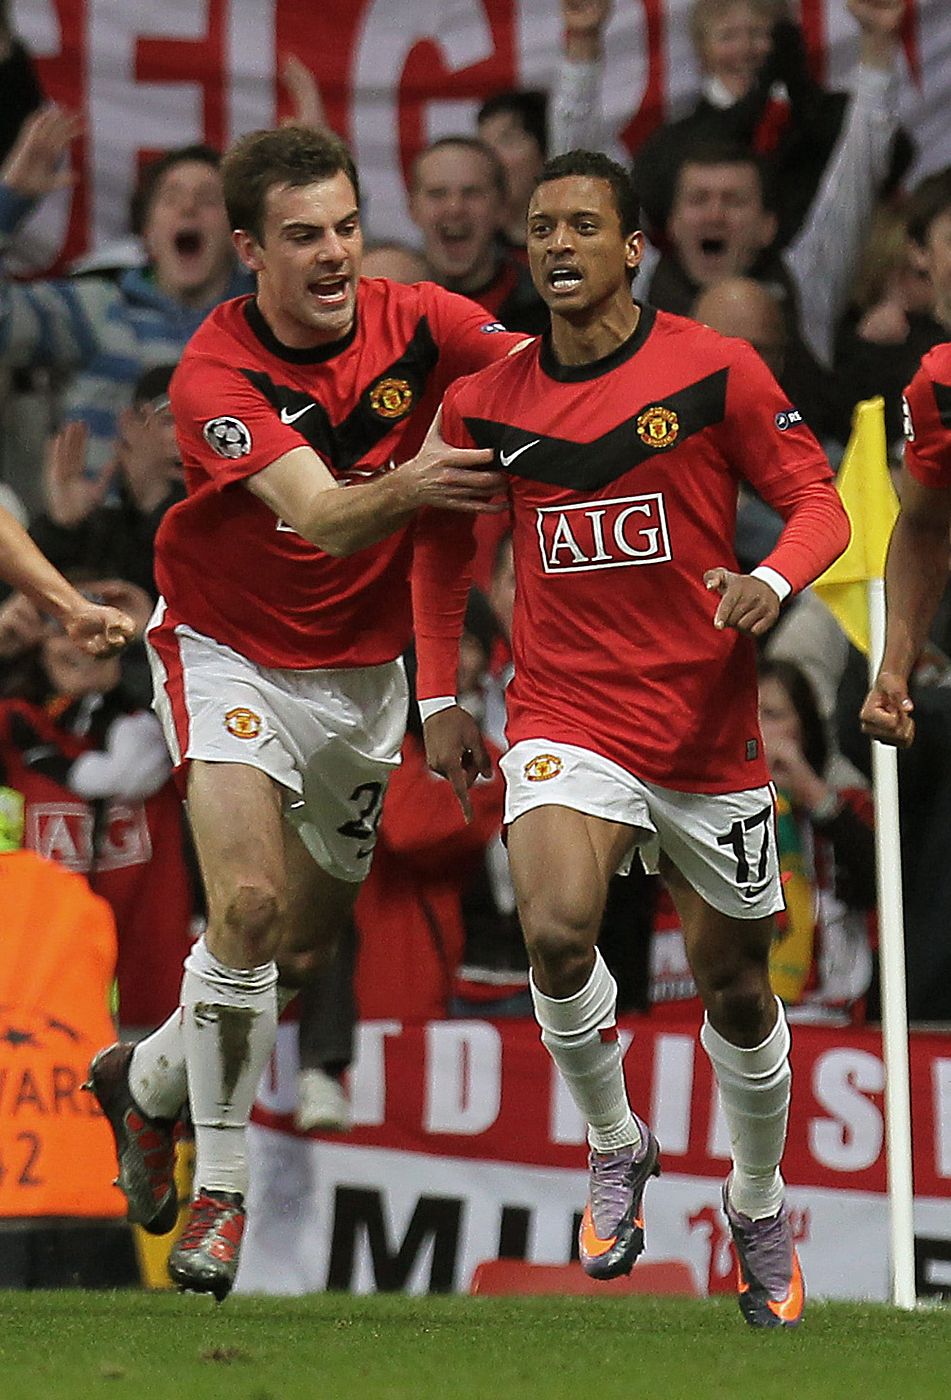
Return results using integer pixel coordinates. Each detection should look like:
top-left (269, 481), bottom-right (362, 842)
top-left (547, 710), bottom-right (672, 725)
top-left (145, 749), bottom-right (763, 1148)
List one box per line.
top-left (786, 0), bottom-right (905, 368)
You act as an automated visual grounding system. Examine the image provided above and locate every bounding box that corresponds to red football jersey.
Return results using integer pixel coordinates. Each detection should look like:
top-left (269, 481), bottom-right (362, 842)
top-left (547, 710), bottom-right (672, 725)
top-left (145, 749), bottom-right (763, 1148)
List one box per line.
top-left (902, 342), bottom-right (951, 489)
top-left (155, 280), bottom-right (521, 669)
top-left (420, 306), bottom-right (849, 793)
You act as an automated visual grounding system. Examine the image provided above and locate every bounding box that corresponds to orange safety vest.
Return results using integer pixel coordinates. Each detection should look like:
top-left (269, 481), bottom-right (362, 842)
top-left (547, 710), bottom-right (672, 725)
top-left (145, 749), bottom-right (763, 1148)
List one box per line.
top-left (0, 850), bottom-right (124, 1217)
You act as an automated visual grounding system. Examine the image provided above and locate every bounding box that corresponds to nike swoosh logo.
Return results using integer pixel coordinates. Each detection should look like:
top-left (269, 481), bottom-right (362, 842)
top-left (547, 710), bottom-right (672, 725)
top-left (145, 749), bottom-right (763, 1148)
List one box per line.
top-left (499, 439), bottom-right (540, 467)
top-left (280, 404), bottom-right (316, 425)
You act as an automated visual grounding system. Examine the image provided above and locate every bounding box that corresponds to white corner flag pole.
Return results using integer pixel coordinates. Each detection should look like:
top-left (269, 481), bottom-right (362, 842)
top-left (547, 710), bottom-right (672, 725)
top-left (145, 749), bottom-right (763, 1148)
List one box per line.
top-left (868, 578), bottom-right (917, 1309)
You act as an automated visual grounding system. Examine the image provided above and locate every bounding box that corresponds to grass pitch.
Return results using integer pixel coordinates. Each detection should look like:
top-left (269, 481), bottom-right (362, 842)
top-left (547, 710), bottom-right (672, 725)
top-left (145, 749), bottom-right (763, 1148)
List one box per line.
top-left (1, 1291), bottom-right (949, 1400)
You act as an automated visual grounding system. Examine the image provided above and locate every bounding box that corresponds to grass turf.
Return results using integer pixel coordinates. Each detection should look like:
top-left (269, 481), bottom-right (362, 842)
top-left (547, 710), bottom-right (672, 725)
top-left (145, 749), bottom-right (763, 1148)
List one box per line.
top-left (1, 1292), bottom-right (950, 1400)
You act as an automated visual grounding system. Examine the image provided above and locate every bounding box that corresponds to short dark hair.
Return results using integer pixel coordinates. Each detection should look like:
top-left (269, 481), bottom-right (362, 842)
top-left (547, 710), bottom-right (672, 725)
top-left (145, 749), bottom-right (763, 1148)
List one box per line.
top-left (132, 363), bottom-right (176, 408)
top-left (221, 125), bottom-right (360, 242)
top-left (478, 89), bottom-right (548, 159)
top-left (673, 142), bottom-right (777, 214)
top-left (906, 166), bottom-right (951, 248)
top-left (533, 149), bottom-right (641, 237)
top-left (412, 136), bottom-right (507, 199)
top-left (130, 144), bottom-right (221, 236)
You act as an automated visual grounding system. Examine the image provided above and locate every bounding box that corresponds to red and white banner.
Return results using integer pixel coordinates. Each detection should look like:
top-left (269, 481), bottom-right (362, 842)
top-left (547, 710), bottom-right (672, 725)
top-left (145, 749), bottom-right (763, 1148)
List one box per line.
top-left (242, 1015), bottom-right (951, 1298)
top-left (11, 0), bottom-right (951, 273)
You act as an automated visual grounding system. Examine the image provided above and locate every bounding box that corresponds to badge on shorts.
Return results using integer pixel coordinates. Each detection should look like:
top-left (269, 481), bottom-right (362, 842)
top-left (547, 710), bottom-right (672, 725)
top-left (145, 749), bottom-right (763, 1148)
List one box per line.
top-left (224, 707), bottom-right (262, 739)
top-left (524, 753), bottom-right (563, 782)
top-left (203, 416), bottom-right (252, 458)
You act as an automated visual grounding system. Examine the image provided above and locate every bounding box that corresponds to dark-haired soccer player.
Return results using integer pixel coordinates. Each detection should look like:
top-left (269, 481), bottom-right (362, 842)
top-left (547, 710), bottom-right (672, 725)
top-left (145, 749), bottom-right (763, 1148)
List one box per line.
top-left (417, 149), bottom-right (850, 1329)
top-left (860, 340), bottom-right (951, 748)
top-left (87, 123), bottom-right (525, 1300)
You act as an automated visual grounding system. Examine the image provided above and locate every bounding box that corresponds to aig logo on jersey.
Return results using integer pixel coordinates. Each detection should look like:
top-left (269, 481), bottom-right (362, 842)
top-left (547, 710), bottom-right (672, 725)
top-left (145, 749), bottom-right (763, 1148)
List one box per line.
top-left (537, 493), bottom-right (672, 574)
top-left (224, 707), bottom-right (262, 740)
top-left (369, 377), bottom-right (414, 420)
top-left (203, 416), bottom-right (252, 458)
top-left (636, 405), bottom-right (679, 449)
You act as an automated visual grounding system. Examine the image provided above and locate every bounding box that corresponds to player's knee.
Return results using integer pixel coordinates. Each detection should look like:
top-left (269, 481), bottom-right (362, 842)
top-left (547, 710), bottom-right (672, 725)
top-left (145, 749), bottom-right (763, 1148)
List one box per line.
top-left (523, 910), bottom-right (596, 988)
top-left (223, 883), bottom-right (285, 963)
top-left (703, 970), bottom-right (773, 1043)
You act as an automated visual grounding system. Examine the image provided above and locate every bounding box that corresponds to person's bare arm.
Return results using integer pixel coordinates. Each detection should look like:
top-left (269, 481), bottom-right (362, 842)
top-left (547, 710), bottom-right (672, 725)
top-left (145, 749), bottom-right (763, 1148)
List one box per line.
top-left (0, 505), bottom-right (133, 654)
top-left (246, 413), bottom-right (503, 557)
top-left (860, 469), bottom-right (951, 747)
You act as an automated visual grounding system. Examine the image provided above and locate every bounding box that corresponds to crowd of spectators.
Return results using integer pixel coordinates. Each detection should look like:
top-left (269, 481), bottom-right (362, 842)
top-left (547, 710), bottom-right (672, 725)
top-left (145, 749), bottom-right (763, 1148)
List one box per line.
top-left (2, 0), bottom-right (951, 1156)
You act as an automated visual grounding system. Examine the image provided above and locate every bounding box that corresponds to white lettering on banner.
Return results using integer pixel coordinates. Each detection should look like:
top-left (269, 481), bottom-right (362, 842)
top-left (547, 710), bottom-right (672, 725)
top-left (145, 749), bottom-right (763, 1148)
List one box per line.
top-left (933, 1059), bottom-right (951, 1177)
top-left (809, 1049), bottom-right (884, 1171)
top-left (225, 0), bottom-right (277, 146)
top-left (536, 494), bottom-right (671, 573)
top-left (550, 1029), bottom-right (634, 1143)
top-left (352, 0), bottom-right (494, 243)
top-left (424, 1022), bottom-right (502, 1135)
top-left (96, 803), bottom-right (152, 871)
top-left (350, 1022), bottom-right (402, 1128)
top-left (650, 1034), bottom-right (695, 1155)
top-left (87, 2), bottom-right (207, 253)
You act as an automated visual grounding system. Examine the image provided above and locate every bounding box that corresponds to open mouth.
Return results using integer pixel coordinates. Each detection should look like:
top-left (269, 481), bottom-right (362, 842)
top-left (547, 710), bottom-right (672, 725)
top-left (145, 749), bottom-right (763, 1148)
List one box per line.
top-left (174, 229), bottom-right (204, 257)
top-left (308, 276), bottom-right (350, 305)
top-left (548, 266), bottom-right (583, 291)
top-left (699, 237), bottom-right (727, 257)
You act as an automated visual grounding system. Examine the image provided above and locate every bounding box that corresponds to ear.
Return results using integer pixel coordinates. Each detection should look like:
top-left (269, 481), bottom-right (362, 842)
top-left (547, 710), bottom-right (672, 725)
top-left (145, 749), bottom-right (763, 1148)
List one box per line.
top-left (760, 210), bottom-right (779, 251)
top-left (233, 228), bottom-right (264, 274)
top-left (625, 229), bottom-right (644, 276)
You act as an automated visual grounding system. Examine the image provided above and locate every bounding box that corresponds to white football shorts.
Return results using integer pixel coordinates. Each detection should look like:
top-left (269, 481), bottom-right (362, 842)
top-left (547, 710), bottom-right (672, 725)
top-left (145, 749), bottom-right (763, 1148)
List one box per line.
top-left (146, 606), bottom-right (407, 882)
top-left (500, 738), bottom-right (783, 920)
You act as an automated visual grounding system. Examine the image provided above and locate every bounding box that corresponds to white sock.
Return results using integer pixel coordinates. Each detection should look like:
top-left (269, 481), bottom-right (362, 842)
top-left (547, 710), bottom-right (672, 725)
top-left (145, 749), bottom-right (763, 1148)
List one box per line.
top-left (129, 1010), bottom-right (187, 1119)
top-left (701, 997), bottom-right (791, 1220)
top-left (530, 949), bottom-right (640, 1154)
top-left (182, 936), bottom-right (278, 1198)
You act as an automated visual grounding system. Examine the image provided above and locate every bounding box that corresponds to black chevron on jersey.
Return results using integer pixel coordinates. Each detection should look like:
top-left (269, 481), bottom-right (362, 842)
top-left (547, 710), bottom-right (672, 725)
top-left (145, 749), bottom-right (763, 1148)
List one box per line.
top-left (462, 367), bottom-right (729, 490)
top-left (934, 380), bottom-right (951, 429)
top-left (238, 318), bottom-right (440, 471)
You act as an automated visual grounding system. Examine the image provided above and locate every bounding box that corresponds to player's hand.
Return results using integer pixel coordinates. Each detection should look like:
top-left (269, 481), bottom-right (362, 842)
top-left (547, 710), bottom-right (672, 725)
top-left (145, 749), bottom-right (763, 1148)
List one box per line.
top-left (423, 704), bottom-right (493, 822)
top-left (403, 411), bottom-right (507, 514)
top-left (848, 0), bottom-right (906, 41)
top-left (859, 669), bottom-right (915, 747)
top-left (43, 421), bottom-right (115, 528)
top-left (0, 104), bottom-right (81, 200)
top-left (704, 568), bottom-right (781, 636)
top-left (62, 601), bottom-right (136, 657)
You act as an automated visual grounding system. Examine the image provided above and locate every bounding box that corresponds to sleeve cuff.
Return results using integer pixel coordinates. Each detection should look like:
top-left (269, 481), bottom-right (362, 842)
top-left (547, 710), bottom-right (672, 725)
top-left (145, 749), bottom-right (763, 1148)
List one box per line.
top-left (418, 696), bottom-right (457, 723)
top-left (751, 565), bottom-right (793, 602)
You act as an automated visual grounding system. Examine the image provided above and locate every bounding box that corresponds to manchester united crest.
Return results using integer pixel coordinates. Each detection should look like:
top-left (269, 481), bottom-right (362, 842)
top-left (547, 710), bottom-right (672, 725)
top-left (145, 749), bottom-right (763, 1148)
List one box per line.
top-left (224, 707), bottom-right (262, 740)
top-left (369, 377), bottom-right (414, 420)
top-left (636, 405), bottom-right (679, 449)
top-left (524, 753), bottom-right (564, 782)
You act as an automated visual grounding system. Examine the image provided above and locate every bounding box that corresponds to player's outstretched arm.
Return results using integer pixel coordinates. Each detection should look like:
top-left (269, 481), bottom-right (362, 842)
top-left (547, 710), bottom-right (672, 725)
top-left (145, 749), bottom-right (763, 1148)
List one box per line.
top-left (859, 470), bottom-right (951, 748)
top-left (704, 568), bottom-right (782, 637)
top-left (422, 706), bottom-right (493, 824)
top-left (248, 411), bottom-right (505, 557)
top-left (0, 505), bottom-right (134, 655)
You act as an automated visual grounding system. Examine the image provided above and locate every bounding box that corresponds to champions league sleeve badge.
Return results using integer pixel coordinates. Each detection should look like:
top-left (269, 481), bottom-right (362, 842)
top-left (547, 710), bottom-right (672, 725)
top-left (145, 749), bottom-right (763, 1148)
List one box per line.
top-left (203, 416), bottom-right (252, 458)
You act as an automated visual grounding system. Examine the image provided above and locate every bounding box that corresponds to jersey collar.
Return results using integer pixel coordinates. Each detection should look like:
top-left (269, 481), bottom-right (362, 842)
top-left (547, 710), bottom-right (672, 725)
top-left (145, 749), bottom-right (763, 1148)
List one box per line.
top-left (243, 296), bottom-right (358, 363)
top-left (539, 302), bottom-right (656, 382)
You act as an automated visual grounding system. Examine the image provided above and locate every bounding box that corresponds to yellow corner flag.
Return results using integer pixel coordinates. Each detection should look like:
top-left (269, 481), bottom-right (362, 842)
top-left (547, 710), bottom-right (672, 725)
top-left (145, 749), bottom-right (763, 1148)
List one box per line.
top-left (813, 396), bottom-right (898, 654)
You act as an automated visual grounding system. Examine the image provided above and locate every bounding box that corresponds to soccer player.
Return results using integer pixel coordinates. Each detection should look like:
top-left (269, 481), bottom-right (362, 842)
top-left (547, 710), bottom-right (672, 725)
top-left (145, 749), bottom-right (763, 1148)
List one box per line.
top-left (0, 503), bottom-right (133, 653)
top-left (860, 341), bottom-right (951, 748)
top-left (87, 124), bottom-right (524, 1300)
top-left (416, 150), bottom-right (850, 1328)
